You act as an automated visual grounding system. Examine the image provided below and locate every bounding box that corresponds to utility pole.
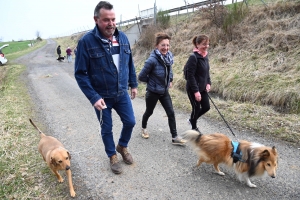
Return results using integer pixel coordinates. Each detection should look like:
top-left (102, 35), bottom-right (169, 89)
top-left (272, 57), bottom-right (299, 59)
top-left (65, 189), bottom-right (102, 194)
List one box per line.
top-left (119, 15), bottom-right (122, 31)
top-left (154, 0), bottom-right (157, 25)
top-left (184, 0), bottom-right (188, 14)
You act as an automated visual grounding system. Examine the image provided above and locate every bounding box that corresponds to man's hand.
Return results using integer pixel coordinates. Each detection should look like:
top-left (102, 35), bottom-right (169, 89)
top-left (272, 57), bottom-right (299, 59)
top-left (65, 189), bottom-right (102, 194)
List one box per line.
top-left (93, 98), bottom-right (106, 110)
top-left (131, 88), bottom-right (137, 99)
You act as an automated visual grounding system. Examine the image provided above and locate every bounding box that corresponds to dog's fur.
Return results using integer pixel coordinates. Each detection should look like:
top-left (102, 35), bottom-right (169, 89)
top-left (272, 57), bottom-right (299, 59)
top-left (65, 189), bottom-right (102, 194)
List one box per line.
top-left (182, 130), bottom-right (278, 187)
top-left (57, 56), bottom-right (66, 62)
top-left (29, 119), bottom-right (75, 197)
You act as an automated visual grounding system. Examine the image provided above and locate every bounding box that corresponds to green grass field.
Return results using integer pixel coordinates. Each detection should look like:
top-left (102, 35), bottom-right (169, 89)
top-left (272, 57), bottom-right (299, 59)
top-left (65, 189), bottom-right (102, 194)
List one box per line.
top-left (0, 40), bottom-right (38, 54)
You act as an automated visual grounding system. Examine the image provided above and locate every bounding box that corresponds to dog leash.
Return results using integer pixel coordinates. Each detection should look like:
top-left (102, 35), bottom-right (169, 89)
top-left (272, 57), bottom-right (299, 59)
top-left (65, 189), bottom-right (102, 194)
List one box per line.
top-left (71, 110), bottom-right (103, 155)
top-left (70, 143), bottom-right (98, 155)
top-left (208, 93), bottom-right (236, 137)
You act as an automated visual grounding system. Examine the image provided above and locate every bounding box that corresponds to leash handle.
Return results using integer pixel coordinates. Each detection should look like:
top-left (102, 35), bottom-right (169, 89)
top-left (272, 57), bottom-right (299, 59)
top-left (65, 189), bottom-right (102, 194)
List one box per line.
top-left (207, 94), bottom-right (236, 137)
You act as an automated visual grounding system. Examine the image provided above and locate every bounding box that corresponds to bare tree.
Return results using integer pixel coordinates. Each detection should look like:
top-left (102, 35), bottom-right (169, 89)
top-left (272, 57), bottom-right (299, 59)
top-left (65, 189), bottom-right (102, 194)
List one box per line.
top-left (36, 30), bottom-right (42, 41)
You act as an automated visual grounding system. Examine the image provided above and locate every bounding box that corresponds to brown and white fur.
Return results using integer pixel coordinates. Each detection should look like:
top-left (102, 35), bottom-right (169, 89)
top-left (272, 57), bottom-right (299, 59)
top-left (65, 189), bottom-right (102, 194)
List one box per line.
top-left (182, 130), bottom-right (278, 188)
top-left (29, 119), bottom-right (76, 197)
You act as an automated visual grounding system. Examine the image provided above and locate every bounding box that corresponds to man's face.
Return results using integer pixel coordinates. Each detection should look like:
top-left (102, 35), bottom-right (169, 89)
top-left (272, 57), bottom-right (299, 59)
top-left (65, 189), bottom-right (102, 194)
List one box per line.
top-left (94, 8), bottom-right (116, 39)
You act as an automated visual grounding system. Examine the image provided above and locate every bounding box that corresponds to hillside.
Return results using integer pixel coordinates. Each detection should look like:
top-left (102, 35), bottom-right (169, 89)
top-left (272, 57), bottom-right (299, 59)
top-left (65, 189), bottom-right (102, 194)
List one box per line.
top-left (132, 0), bottom-right (300, 144)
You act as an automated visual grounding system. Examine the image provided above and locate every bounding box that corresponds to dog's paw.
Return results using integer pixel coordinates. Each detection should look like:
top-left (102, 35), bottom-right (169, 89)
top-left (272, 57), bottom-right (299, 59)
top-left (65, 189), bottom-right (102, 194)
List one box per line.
top-left (246, 179), bottom-right (257, 188)
top-left (247, 182), bottom-right (257, 188)
top-left (58, 177), bottom-right (64, 183)
top-left (216, 171), bottom-right (225, 176)
top-left (70, 190), bottom-right (76, 197)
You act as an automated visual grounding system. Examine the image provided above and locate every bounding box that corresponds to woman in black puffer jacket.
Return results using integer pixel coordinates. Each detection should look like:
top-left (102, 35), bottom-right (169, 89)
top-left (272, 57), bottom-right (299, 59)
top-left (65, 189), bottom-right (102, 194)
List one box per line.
top-left (138, 32), bottom-right (186, 146)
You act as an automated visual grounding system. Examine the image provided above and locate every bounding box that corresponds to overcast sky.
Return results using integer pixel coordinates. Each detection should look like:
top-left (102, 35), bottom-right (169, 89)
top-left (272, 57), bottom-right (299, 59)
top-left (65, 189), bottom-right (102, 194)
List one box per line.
top-left (1, 0), bottom-right (232, 42)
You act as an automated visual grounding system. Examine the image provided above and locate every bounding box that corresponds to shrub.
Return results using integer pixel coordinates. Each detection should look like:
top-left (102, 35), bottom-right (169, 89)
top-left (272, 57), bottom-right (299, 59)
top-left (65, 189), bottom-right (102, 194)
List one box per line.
top-left (156, 9), bottom-right (171, 29)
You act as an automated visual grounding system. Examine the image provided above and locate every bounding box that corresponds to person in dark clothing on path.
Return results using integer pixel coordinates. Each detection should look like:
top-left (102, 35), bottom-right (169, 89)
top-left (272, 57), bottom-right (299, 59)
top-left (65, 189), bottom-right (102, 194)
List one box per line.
top-left (138, 32), bottom-right (186, 146)
top-left (56, 45), bottom-right (61, 57)
top-left (185, 34), bottom-right (211, 133)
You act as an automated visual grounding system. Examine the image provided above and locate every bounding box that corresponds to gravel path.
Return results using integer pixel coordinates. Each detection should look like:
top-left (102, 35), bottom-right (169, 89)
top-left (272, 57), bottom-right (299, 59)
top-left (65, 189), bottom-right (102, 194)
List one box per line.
top-left (16, 39), bottom-right (300, 199)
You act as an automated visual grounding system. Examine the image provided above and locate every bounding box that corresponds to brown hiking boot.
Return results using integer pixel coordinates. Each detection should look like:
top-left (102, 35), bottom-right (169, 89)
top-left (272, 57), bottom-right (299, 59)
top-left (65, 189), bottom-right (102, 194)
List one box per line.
top-left (110, 154), bottom-right (122, 174)
top-left (116, 145), bottom-right (133, 165)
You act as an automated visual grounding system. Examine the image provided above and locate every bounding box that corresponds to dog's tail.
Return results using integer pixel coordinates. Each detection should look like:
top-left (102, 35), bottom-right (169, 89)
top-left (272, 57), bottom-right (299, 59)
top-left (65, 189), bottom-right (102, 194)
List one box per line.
top-left (29, 118), bottom-right (43, 134)
top-left (181, 130), bottom-right (202, 143)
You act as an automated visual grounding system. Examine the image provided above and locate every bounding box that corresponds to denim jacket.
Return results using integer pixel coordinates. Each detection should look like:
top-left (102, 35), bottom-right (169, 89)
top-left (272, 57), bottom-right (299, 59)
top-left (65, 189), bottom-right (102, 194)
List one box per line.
top-left (138, 50), bottom-right (173, 95)
top-left (75, 25), bottom-right (138, 105)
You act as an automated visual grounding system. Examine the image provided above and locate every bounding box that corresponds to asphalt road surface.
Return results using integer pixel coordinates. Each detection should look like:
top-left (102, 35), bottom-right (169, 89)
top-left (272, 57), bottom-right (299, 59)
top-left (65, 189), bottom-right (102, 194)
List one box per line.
top-left (16, 39), bottom-right (300, 199)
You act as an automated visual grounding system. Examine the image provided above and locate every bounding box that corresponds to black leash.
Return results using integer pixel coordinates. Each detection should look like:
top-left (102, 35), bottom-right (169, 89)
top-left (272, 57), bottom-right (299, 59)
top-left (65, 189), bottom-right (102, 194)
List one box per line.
top-left (208, 93), bottom-right (236, 137)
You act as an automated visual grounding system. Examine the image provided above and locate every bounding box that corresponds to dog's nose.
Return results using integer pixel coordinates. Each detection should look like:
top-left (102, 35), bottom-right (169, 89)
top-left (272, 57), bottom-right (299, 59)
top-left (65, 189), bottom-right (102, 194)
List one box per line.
top-left (271, 175), bottom-right (275, 178)
top-left (66, 166), bottom-right (70, 170)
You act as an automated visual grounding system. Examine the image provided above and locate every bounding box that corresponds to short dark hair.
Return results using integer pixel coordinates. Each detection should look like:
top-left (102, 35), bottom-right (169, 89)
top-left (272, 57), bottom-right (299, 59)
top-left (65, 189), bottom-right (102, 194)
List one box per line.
top-left (154, 32), bottom-right (171, 46)
top-left (94, 1), bottom-right (113, 18)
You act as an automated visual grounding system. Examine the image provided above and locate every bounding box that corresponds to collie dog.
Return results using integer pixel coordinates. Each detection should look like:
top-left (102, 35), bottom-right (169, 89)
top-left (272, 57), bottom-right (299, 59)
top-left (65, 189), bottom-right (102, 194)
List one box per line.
top-left (182, 130), bottom-right (278, 187)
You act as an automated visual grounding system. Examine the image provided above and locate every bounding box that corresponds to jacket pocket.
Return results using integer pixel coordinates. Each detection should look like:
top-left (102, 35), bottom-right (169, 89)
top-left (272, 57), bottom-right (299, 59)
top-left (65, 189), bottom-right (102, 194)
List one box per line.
top-left (88, 48), bottom-right (106, 69)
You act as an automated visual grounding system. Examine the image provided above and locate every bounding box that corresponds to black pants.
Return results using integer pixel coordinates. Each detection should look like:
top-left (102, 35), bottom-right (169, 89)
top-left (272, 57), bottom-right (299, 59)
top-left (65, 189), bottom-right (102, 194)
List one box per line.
top-left (187, 90), bottom-right (210, 129)
top-left (142, 90), bottom-right (177, 138)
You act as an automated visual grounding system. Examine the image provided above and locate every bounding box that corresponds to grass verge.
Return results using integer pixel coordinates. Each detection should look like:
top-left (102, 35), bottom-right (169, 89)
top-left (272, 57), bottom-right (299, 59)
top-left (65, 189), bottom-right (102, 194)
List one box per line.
top-left (0, 40), bottom-right (69, 199)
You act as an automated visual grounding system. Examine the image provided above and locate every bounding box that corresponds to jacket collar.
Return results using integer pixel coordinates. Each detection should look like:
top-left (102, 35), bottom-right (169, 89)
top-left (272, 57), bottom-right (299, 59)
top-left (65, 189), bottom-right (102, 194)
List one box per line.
top-left (93, 25), bottom-right (119, 43)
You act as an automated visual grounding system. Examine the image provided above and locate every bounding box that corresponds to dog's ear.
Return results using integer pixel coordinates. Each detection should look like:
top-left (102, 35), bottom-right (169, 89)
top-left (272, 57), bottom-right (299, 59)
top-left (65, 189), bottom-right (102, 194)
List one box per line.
top-left (260, 149), bottom-right (270, 160)
top-left (67, 151), bottom-right (71, 160)
top-left (51, 157), bottom-right (57, 166)
top-left (272, 146), bottom-right (277, 155)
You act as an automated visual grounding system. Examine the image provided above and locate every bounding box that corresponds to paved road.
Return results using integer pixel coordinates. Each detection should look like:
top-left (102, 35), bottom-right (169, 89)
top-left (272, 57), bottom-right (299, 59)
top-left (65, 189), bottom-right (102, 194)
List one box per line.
top-left (17, 39), bottom-right (299, 199)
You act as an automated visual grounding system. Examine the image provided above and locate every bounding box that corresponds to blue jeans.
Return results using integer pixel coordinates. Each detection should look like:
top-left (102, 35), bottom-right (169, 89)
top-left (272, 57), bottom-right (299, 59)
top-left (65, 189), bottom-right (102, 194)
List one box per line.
top-left (67, 55), bottom-right (72, 62)
top-left (95, 93), bottom-right (136, 157)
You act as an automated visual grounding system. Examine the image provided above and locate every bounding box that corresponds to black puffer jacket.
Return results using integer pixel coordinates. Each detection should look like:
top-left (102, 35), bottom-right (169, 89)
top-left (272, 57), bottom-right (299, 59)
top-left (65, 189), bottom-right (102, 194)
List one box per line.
top-left (185, 52), bottom-right (211, 93)
top-left (138, 50), bottom-right (173, 95)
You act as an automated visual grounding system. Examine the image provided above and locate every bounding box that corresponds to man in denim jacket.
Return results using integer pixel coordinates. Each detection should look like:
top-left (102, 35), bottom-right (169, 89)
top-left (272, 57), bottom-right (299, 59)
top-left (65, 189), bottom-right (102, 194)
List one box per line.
top-left (75, 1), bottom-right (138, 174)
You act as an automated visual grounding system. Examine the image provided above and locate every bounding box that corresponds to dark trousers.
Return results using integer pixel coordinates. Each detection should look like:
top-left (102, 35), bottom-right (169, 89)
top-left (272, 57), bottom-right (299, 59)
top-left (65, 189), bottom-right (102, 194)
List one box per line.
top-left (187, 90), bottom-right (210, 129)
top-left (142, 90), bottom-right (177, 138)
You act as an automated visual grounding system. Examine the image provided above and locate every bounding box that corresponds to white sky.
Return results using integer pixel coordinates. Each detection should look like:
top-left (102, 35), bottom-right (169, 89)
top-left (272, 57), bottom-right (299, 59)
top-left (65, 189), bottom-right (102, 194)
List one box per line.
top-left (1, 0), bottom-right (232, 42)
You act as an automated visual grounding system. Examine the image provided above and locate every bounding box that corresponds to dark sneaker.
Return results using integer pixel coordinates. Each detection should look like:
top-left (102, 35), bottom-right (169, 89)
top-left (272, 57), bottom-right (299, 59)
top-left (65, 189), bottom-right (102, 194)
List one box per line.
top-left (172, 136), bottom-right (187, 146)
top-left (116, 145), bottom-right (133, 165)
top-left (110, 154), bottom-right (122, 174)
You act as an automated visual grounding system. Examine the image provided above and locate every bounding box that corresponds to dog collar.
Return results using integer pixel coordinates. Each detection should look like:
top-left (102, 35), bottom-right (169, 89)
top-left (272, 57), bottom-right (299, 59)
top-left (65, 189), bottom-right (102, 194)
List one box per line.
top-left (231, 141), bottom-right (245, 163)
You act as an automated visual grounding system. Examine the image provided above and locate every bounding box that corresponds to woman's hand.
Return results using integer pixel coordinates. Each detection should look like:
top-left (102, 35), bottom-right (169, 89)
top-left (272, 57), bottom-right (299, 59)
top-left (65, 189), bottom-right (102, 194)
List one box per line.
top-left (206, 84), bottom-right (211, 92)
top-left (194, 92), bottom-right (201, 102)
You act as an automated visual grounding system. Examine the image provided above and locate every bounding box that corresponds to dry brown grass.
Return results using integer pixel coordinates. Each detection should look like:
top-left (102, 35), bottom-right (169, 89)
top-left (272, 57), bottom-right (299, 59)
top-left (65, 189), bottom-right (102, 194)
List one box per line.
top-left (133, 0), bottom-right (300, 144)
top-left (54, 34), bottom-right (82, 57)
